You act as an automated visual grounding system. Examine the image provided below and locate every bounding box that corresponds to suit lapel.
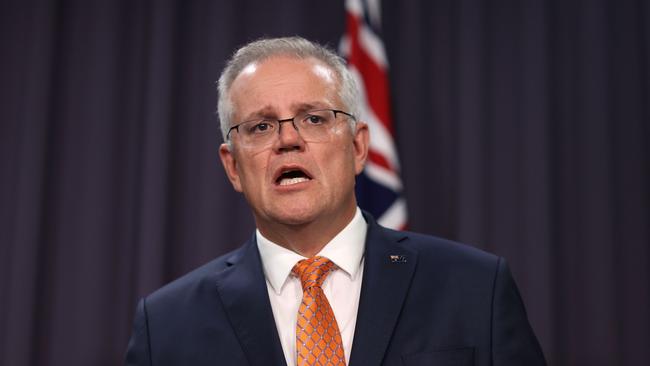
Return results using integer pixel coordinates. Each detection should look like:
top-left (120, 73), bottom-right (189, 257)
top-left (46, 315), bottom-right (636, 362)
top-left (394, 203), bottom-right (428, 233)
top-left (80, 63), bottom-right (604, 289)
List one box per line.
top-left (214, 237), bottom-right (287, 366)
top-left (349, 214), bottom-right (417, 366)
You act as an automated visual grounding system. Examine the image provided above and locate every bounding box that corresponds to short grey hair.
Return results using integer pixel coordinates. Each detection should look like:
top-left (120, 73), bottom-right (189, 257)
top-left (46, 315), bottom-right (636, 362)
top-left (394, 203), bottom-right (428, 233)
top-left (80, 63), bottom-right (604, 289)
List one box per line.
top-left (217, 36), bottom-right (361, 142)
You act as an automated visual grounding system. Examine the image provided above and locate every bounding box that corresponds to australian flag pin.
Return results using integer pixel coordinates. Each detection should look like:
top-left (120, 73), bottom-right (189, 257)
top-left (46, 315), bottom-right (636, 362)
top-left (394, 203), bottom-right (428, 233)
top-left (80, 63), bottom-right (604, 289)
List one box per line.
top-left (389, 255), bottom-right (407, 263)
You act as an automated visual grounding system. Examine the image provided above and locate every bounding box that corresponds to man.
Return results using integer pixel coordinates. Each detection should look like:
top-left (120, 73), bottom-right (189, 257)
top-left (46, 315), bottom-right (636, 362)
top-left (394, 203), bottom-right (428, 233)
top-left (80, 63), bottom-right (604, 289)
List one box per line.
top-left (126, 36), bottom-right (546, 366)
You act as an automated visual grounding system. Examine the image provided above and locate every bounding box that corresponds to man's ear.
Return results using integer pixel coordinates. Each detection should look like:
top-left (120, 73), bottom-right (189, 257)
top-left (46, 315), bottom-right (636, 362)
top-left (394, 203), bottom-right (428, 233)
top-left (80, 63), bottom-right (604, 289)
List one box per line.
top-left (219, 143), bottom-right (243, 192)
top-left (352, 121), bottom-right (370, 175)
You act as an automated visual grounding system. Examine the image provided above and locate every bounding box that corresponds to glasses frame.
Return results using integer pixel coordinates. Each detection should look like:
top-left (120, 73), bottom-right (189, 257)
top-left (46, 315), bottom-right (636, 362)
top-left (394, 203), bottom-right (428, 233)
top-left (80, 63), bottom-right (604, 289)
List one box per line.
top-left (226, 109), bottom-right (356, 143)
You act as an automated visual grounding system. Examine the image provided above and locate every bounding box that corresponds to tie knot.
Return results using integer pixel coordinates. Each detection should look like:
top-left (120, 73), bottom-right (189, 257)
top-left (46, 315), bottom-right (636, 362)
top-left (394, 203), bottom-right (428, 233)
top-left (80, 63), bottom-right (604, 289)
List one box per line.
top-left (292, 256), bottom-right (335, 290)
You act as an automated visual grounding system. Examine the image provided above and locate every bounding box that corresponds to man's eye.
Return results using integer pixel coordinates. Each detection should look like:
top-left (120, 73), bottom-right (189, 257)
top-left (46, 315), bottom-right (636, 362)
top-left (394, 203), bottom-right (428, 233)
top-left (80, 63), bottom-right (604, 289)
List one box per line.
top-left (305, 114), bottom-right (326, 125)
top-left (248, 122), bottom-right (274, 134)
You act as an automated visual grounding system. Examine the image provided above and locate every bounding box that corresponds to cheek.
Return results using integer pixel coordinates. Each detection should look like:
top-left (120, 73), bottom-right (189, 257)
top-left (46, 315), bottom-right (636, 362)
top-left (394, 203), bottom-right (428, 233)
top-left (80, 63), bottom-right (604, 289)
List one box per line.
top-left (321, 143), bottom-right (357, 185)
top-left (237, 155), bottom-right (269, 191)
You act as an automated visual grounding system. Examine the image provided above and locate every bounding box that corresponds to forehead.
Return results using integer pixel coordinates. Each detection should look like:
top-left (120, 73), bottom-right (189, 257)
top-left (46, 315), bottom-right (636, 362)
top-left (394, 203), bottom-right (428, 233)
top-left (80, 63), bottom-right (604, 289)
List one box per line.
top-left (229, 56), bottom-right (341, 119)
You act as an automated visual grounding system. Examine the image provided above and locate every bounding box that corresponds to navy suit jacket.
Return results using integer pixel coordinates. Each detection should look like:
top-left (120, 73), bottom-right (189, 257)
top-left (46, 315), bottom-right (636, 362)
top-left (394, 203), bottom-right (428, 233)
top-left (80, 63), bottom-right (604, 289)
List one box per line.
top-left (126, 213), bottom-right (546, 365)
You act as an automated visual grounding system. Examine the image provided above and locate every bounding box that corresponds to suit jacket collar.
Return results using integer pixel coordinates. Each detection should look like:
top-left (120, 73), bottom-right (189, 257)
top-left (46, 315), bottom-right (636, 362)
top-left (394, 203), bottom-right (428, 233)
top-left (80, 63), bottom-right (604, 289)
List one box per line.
top-left (214, 236), bottom-right (287, 366)
top-left (214, 212), bottom-right (417, 366)
top-left (349, 212), bottom-right (417, 366)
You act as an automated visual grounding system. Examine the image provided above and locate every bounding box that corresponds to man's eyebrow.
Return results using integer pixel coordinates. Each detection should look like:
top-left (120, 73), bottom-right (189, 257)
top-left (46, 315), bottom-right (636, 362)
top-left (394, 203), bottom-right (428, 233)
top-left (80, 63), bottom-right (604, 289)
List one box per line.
top-left (290, 102), bottom-right (329, 112)
top-left (240, 106), bottom-right (276, 121)
top-left (241, 102), bottom-right (331, 121)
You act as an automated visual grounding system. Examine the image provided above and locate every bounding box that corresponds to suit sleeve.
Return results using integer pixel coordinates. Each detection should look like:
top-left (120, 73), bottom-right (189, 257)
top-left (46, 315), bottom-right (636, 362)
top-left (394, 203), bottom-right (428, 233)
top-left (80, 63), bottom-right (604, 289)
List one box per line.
top-left (491, 258), bottom-right (547, 365)
top-left (125, 298), bottom-right (152, 366)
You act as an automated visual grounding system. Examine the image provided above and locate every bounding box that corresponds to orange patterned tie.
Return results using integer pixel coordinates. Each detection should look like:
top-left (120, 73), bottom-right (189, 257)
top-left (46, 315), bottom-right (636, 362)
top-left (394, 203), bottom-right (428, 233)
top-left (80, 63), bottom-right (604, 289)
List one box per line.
top-left (292, 256), bottom-right (346, 366)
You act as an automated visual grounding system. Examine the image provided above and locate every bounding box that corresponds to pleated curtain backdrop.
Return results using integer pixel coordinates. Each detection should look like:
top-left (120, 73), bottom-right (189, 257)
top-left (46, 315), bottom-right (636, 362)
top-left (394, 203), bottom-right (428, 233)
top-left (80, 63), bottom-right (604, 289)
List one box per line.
top-left (1, 1), bottom-right (648, 365)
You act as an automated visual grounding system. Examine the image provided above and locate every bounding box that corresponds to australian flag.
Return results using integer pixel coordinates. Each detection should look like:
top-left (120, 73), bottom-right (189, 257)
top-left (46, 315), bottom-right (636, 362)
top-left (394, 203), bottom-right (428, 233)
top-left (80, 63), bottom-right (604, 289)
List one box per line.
top-left (340, 0), bottom-right (408, 230)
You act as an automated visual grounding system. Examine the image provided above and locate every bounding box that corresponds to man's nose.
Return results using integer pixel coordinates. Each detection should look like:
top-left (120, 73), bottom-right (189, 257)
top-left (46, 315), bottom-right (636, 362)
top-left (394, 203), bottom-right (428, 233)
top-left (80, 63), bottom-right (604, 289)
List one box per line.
top-left (274, 118), bottom-right (305, 151)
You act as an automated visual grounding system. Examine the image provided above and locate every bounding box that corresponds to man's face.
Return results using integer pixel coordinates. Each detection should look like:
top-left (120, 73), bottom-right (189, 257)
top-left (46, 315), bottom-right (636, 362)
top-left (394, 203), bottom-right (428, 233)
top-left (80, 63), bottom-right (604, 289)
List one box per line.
top-left (219, 56), bottom-right (368, 233)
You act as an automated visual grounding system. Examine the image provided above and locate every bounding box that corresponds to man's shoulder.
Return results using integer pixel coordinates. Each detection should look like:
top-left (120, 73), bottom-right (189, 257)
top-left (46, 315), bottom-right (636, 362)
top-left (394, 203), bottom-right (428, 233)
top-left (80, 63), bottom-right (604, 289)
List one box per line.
top-left (374, 224), bottom-right (501, 272)
top-left (145, 241), bottom-right (252, 305)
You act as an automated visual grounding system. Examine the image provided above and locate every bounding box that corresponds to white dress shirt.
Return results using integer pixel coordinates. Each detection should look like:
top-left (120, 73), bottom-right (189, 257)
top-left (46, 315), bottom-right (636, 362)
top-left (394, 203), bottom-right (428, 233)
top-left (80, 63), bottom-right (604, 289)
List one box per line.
top-left (256, 208), bottom-right (367, 366)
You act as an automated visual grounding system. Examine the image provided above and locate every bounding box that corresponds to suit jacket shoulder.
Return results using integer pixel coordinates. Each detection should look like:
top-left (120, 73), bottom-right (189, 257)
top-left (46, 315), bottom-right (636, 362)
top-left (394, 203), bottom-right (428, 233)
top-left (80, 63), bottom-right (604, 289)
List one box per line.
top-left (354, 216), bottom-right (546, 365)
top-left (390, 226), bottom-right (499, 266)
top-left (146, 242), bottom-right (249, 306)
top-left (126, 237), bottom-right (286, 366)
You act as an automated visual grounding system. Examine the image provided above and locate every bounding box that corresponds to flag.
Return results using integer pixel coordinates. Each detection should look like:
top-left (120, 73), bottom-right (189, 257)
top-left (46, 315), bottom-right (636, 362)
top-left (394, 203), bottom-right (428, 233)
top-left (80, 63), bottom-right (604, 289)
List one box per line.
top-left (340, 0), bottom-right (408, 230)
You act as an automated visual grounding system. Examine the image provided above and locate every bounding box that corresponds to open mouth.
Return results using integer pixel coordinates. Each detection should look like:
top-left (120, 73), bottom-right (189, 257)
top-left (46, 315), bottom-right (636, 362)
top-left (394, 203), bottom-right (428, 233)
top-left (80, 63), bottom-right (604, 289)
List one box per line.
top-left (275, 168), bottom-right (312, 186)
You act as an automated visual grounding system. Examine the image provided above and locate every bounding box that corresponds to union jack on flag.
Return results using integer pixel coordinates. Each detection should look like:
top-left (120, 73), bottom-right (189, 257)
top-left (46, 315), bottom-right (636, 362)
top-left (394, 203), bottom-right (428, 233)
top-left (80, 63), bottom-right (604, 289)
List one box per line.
top-left (339, 0), bottom-right (408, 230)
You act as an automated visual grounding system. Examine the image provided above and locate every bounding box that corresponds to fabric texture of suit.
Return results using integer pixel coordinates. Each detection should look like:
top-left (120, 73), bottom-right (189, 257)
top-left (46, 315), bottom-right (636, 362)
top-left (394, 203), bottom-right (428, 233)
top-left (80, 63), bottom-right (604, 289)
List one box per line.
top-left (126, 212), bottom-right (546, 365)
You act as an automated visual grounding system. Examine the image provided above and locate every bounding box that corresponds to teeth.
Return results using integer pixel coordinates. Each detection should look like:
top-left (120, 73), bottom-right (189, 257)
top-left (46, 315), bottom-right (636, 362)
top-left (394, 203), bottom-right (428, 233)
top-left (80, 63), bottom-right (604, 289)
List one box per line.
top-left (279, 177), bottom-right (309, 186)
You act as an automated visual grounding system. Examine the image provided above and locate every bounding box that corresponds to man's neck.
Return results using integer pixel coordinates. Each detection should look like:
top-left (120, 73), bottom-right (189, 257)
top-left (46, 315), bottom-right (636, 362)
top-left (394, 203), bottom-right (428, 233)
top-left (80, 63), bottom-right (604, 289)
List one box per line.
top-left (255, 207), bottom-right (358, 257)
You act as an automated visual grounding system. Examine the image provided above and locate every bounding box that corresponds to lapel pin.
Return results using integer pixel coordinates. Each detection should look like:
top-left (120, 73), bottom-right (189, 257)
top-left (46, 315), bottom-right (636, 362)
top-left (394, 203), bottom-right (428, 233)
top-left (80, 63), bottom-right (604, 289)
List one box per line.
top-left (389, 255), bottom-right (407, 263)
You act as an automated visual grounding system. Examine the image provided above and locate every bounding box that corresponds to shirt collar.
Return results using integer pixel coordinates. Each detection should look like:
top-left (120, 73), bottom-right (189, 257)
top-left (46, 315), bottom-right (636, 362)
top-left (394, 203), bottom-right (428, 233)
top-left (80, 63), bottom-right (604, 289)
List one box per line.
top-left (256, 207), bottom-right (367, 295)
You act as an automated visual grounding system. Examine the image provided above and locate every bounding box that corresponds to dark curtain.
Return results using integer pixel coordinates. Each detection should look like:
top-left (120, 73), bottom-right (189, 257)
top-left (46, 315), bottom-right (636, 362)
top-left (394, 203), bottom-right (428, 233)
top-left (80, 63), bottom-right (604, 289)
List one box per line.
top-left (1, 0), bottom-right (647, 365)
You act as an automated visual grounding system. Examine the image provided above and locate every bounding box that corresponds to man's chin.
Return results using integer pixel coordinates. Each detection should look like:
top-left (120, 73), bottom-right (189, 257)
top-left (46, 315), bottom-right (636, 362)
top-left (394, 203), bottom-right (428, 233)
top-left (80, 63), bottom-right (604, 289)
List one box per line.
top-left (259, 206), bottom-right (321, 228)
top-left (272, 211), bottom-right (318, 227)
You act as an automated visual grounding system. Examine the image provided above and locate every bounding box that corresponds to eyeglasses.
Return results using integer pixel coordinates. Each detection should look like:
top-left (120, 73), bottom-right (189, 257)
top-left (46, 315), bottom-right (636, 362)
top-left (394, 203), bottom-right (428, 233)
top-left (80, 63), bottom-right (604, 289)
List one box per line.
top-left (226, 109), bottom-right (356, 148)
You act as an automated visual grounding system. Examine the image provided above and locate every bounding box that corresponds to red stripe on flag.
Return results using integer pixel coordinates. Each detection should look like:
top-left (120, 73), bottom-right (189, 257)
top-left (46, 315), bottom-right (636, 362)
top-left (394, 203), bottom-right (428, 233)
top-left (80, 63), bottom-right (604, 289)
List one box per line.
top-left (368, 149), bottom-right (392, 171)
top-left (346, 12), bottom-right (394, 135)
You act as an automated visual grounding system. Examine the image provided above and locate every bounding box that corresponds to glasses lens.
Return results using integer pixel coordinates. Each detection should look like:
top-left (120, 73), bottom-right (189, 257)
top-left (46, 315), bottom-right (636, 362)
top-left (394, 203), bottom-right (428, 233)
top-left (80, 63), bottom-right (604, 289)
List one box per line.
top-left (237, 119), bottom-right (278, 146)
top-left (295, 110), bottom-right (337, 142)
